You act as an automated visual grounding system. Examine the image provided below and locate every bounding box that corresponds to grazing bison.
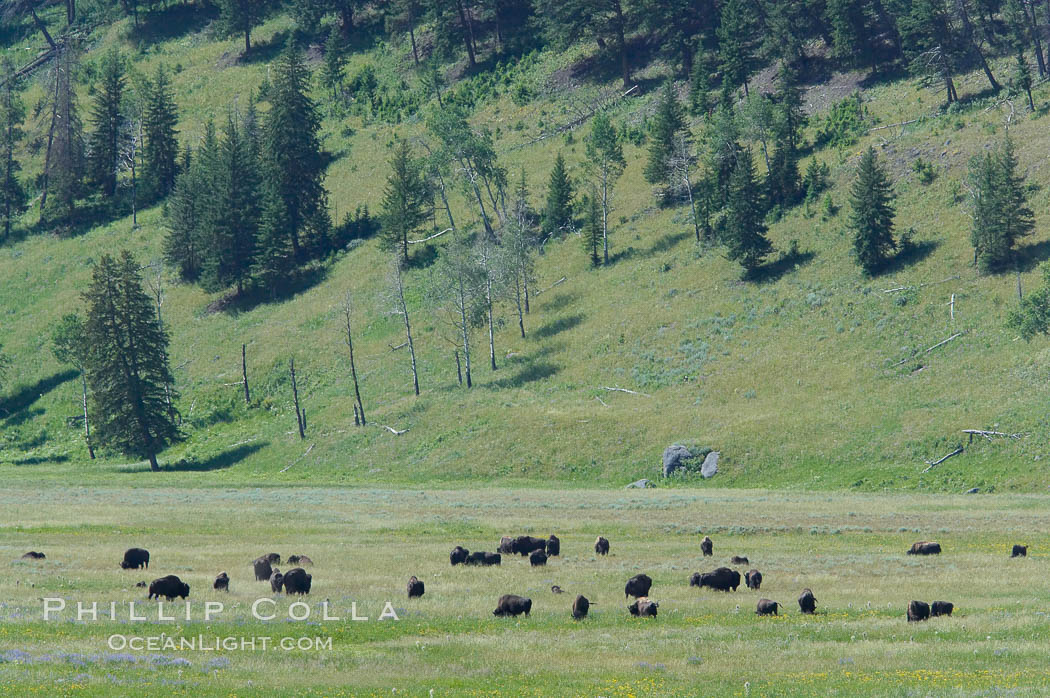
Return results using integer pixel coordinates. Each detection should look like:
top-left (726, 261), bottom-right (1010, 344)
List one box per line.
top-left (148, 575), bottom-right (189, 601)
top-left (213, 573), bottom-right (229, 592)
top-left (594, 536), bottom-right (610, 555)
top-left (572, 594), bottom-right (590, 620)
top-left (466, 551), bottom-right (502, 566)
top-left (930, 601), bottom-right (954, 617)
top-left (798, 588), bottom-right (817, 614)
top-left (269, 569), bottom-right (284, 593)
top-left (121, 548), bottom-right (150, 570)
top-left (551, 585), bottom-right (564, 594)
top-left (907, 541), bottom-right (941, 555)
top-left (700, 536), bottom-right (713, 557)
top-left (692, 567), bottom-right (741, 592)
top-left (135, 581), bottom-right (147, 588)
top-left (493, 594), bottom-right (532, 617)
top-left (628, 597), bottom-right (658, 617)
top-left (907, 600), bottom-right (931, 622)
top-left (287, 555), bottom-right (313, 565)
top-left (253, 557), bottom-right (273, 581)
top-left (756, 599), bottom-right (780, 615)
top-left (731, 556), bottom-right (749, 565)
top-left (282, 568), bottom-right (312, 595)
top-left (20, 551), bottom-right (45, 560)
top-left (263, 553), bottom-right (281, 564)
top-left (745, 569), bottom-right (763, 590)
top-left (546, 535), bottom-right (560, 557)
top-left (407, 576), bottom-right (424, 598)
top-left (530, 550), bottom-right (548, 567)
top-left (1012, 545), bottom-right (1028, 558)
top-left (450, 546), bottom-right (470, 566)
top-left (625, 573), bottom-right (653, 599)
top-left (512, 536), bottom-right (547, 556)
top-left (498, 537), bottom-right (515, 554)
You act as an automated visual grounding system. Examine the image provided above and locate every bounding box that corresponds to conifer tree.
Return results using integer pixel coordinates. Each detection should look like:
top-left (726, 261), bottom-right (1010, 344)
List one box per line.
top-left (41, 46), bottom-right (85, 225)
top-left (644, 80), bottom-right (687, 193)
top-left (542, 152), bottom-right (574, 236)
top-left (723, 148), bottom-right (772, 273)
top-left (252, 184), bottom-right (296, 298)
top-left (0, 57), bottom-right (27, 240)
top-left (717, 0), bottom-right (757, 96)
top-left (82, 251), bottom-right (180, 471)
top-left (217, 0), bottom-right (271, 54)
top-left (319, 25), bottom-right (347, 104)
top-left (583, 188), bottom-right (602, 267)
top-left (380, 140), bottom-right (430, 264)
top-left (706, 96), bottom-right (741, 206)
top-left (970, 137), bottom-right (1034, 272)
top-left (87, 49), bottom-right (125, 199)
top-left (142, 65), bottom-right (179, 200)
top-left (163, 144), bottom-right (203, 281)
top-left (689, 56), bottom-right (711, 116)
top-left (848, 146), bottom-right (897, 274)
top-left (585, 112), bottom-right (625, 265)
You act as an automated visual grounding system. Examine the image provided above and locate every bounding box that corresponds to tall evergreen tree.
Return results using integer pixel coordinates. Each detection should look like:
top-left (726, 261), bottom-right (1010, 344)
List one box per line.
top-left (252, 184), bottom-right (296, 298)
top-left (142, 65), bottom-right (179, 200)
top-left (706, 96), bottom-right (742, 206)
top-left (689, 56), bottom-right (712, 116)
top-left (87, 49), bottom-right (125, 199)
top-left (969, 137), bottom-right (1034, 272)
top-left (163, 143), bottom-right (204, 281)
top-left (583, 188), bottom-right (602, 267)
top-left (41, 46), bottom-right (85, 225)
top-left (585, 113), bottom-right (625, 265)
top-left (848, 146), bottom-right (897, 274)
top-left (723, 148), bottom-right (772, 273)
top-left (644, 80), bottom-right (687, 193)
top-left (0, 57), bottom-right (27, 240)
top-left (319, 25), bottom-right (347, 104)
top-left (217, 0), bottom-right (272, 54)
top-left (542, 152), bottom-right (574, 236)
top-left (380, 140), bottom-right (430, 264)
top-left (82, 251), bottom-right (180, 471)
top-left (717, 0), bottom-right (758, 96)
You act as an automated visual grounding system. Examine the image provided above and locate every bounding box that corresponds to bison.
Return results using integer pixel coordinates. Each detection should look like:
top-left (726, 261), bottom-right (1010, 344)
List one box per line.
top-left (907, 541), bottom-right (941, 555)
top-left (511, 536), bottom-right (547, 556)
top-left (546, 535), bottom-right (561, 557)
top-left (450, 546), bottom-right (470, 566)
top-left (253, 557), bottom-right (273, 581)
top-left (262, 553), bottom-right (281, 564)
top-left (493, 594), bottom-right (532, 617)
top-left (572, 594), bottom-right (590, 620)
top-left (756, 599), bottom-right (780, 615)
top-left (798, 588), bottom-right (817, 614)
top-left (551, 585), bottom-right (564, 594)
top-left (498, 537), bottom-right (515, 554)
top-left (907, 600), bottom-right (930, 622)
top-left (1012, 545), bottom-right (1028, 558)
top-left (731, 556), bottom-right (749, 565)
top-left (282, 567), bottom-right (312, 595)
top-left (625, 573), bottom-right (653, 599)
top-left (700, 536), bottom-right (713, 557)
top-left (692, 567), bottom-right (741, 592)
top-left (466, 551), bottom-right (501, 566)
top-left (121, 548), bottom-right (150, 570)
top-left (20, 551), bottom-right (45, 560)
top-left (930, 600), bottom-right (954, 617)
top-left (745, 569), bottom-right (763, 590)
top-left (594, 536), bottom-right (610, 555)
top-left (287, 555), bottom-right (313, 565)
top-left (148, 575), bottom-right (189, 601)
top-left (407, 576), bottom-right (425, 598)
top-left (529, 550), bottom-right (548, 567)
top-left (269, 569), bottom-right (284, 593)
top-left (628, 597), bottom-right (658, 617)
top-left (213, 572), bottom-right (229, 592)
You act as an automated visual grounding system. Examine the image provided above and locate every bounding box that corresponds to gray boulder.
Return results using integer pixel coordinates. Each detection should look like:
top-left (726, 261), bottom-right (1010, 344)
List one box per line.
top-left (626, 479), bottom-right (654, 489)
top-left (701, 451), bottom-right (720, 478)
top-left (965, 487), bottom-right (978, 494)
top-left (662, 444), bottom-right (694, 477)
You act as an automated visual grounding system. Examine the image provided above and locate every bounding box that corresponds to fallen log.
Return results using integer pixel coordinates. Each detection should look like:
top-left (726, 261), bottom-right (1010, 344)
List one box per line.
top-left (922, 447), bottom-right (963, 472)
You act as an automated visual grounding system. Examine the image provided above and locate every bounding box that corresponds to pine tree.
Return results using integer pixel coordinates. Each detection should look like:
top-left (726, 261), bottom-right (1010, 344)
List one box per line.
top-left (585, 113), bottom-right (625, 265)
top-left (82, 251), bottom-right (180, 471)
top-left (319, 25), bottom-right (347, 104)
top-left (252, 185), bottom-right (296, 298)
top-left (583, 188), bottom-right (602, 267)
top-left (706, 97), bottom-right (741, 206)
top-left (264, 45), bottom-right (327, 259)
top-left (848, 146), bottom-right (897, 274)
top-left (163, 144), bottom-right (203, 281)
top-left (542, 151), bottom-right (574, 236)
top-left (142, 65), bottom-right (179, 200)
top-left (970, 137), bottom-right (1034, 273)
top-left (41, 46), bottom-right (85, 225)
top-left (0, 57), bottom-right (27, 240)
top-left (380, 140), bottom-right (430, 264)
top-left (87, 49), bottom-right (125, 199)
top-left (717, 0), bottom-right (757, 96)
top-left (217, 0), bottom-right (272, 54)
top-left (723, 148), bottom-right (772, 273)
top-left (644, 80), bottom-right (687, 193)
top-left (689, 56), bottom-right (711, 116)
top-left (1014, 51), bottom-right (1035, 111)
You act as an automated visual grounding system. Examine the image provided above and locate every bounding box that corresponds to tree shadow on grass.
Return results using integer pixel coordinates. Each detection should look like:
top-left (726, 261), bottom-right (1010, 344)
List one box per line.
top-left (748, 248), bottom-right (816, 284)
top-left (10, 454), bottom-right (70, 466)
top-left (239, 31), bottom-right (290, 65)
top-left (207, 264), bottom-right (329, 315)
top-left (127, 3), bottom-right (219, 44)
top-left (166, 442), bottom-right (267, 472)
top-left (645, 231), bottom-right (691, 256)
top-left (537, 292), bottom-right (579, 313)
top-left (488, 360), bottom-right (560, 389)
top-left (874, 239), bottom-right (940, 276)
top-left (532, 313), bottom-right (584, 339)
top-left (0, 370), bottom-right (78, 424)
top-left (1015, 239), bottom-right (1050, 273)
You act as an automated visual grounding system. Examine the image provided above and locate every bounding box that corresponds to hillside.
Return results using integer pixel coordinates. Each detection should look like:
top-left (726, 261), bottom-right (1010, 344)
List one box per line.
top-left (2, 2), bottom-right (1050, 491)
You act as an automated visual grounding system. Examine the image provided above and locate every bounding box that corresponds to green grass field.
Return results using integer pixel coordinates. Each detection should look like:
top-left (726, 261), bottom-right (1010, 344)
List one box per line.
top-left (3, 485), bottom-right (1050, 696)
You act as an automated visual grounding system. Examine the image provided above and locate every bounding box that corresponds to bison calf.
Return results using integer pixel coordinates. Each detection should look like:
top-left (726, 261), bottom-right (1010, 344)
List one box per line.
top-left (907, 600), bottom-right (931, 622)
top-left (213, 572), bottom-right (229, 592)
top-left (493, 594), bottom-right (532, 617)
top-left (731, 556), bottom-right (749, 565)
top-left (624, 573), bottom-right (653, 599)
top-left (628, 597), bottom-right (658, 617)
top-left (745, 569), bottom-right (763, 590)
top-left (756, 599), bottom-right (780, 615)
top-left (287, 554), bottom-right (313, 565)
top-left (529, 550), bottom-right (548, 567)
top-left (1012, 545), bottom-right (1028, 558)
top-left (907, 541), bottom-right (941, 555)
top-left (572, 594), bottom-right (590, 620)
top-left (407, 576), bottom-right (424, 598)
top-left (798, 588), bottom-right (817, 614)
top-left (551, 585), bottom-right (564, 594)
top-left (700, 536), bottom-right (713, 557)
top-left (594, 536), bottom-right (610, 555)
top-left (450, 546), bottom-right (470, 566)
top-left (21, 551), bottom-right (45, 560)
top-left (282, 567), bottom-right (312, 595)
top-left (269, 569), bottom-right (284, 593)
top-left (148, 575), bottom-right (189, 601)
top-left (930, 600), bottom-right (954, 617)
top-left (546, 535), bottom-right (560, 557)
top-left (121, 548), bottom-right (150, 570)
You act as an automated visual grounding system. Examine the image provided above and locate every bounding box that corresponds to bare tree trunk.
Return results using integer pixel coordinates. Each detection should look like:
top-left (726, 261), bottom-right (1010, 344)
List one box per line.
top-left (601, 171), bottom-right (610, 265)
top-left (514, 280), bottom-right (525, 338)
top-left (1025, 1), bottom-right (1047, 76)
top-left (455, 350), bottom-right (463, 385)
top-left (410, 26), bottom-right (419, 65)
top-left (457, 276), bottom-right (472, 388)
top-left (148, 453), bottom-right (159, 471)
top-left (393, 261), bottom-right (420, 395)
top-left (30, 8), bottom-right (57, 49)
top-left (522, 262), bottom-right (530, 314)
top-left (290, 358), bottom-right (305, 439)
top-left (81, 374), bottom-right (94, 459)
top-left (684, 171), bottom-right (700, 243)
top-left (40, 65), bottom-right (61, 212)
top-left (342, 293), bottom-right (366, 425)
top-left (613, 0), bottom-right (630, 88)
top-left (244, 27), bottom-right (251, 55)
top-left (66, 0), bottom-right (75, 26)
top-left (486, 275), bottom-right (496, 371)
top-left (241, 344), bottom-right (250, 405)
top-left (456, 0), bottom-right (477, 68)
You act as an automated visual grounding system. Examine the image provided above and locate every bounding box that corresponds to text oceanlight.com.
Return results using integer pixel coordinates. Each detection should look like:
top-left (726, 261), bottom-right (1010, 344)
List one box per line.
top-left (42, 598), bottom-right (400, 622)
top-left (107, 634), bottom-right (333, 652)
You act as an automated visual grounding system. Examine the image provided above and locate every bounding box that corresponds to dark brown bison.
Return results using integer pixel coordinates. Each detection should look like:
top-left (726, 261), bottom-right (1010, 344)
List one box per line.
top-left (498, 537), bottom-right (514, 554)
top-left (135, 581), bottom-right (147, 587)
top-left (263, 553), bottom-right (281, 564)
top-left (624, 573), bottom-right (653, 599)
top-left (628, 597), bottom-right (658, 617)
top-left (407, 576), bottom-right (424, 598)
top-left (700, 536), bottom-right (713, 557)
top-left (493, 594), bottom-right (532, 617)
top-left (572, 595), bottom-right (590, 620)
top-left (930, 601), bottom-right (954, 617)
top-left (731, 556), bottom-right (749, 565)
top-left (907, 541), bottom-right (941, 555)
top-left (907, 600), bottom-right (930, 622)
top-left (512, 536), bottom-right (547, 556)
top-left (213, 573), bottom-right (229, 592)
top-left (546, 535), bottom-right (560, 557)
top-left (20, 551), bottom-right (45, 560)
top-left (798, 588), bottom-right (817, 614)
top-left (121, 548), bottom-right (150, 570)
top-left (1012, 545), bottom-right (1028, 558)
top-left (269, 569), bottom-right (284, 593)
top-left (148, 575), bottom-right (189, 601)
top-left (282, 568), bottom-right (312, 595)
top-left (692, 567), bottom-right (741, 592)
top-left (745, 569), bottom-right (763, 590)
top-left (756, 599), bottom-right (780, 615)
top-left (530, 550), bottom-right (548, 567)
top-left (594, 536), bottom-right (610, 555)
top-left (450, 546), bottom-right (470, 566)
top-left (551, 585), bottom-right (564, 594)
top-left (287, 555), bottom-right (313, 565)
top-left (466, 551), bottom-right (501, 566)
top-left (253, 557), bottom-right (273, 581)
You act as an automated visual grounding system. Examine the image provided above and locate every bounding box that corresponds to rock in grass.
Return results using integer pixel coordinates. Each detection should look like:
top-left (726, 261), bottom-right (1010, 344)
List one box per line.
top-left (662, 444), bottom-right (694, 477)
top-left (701, 451), bottom-right (720, 478)
top-left (626, 479), bottom-right (653, 489)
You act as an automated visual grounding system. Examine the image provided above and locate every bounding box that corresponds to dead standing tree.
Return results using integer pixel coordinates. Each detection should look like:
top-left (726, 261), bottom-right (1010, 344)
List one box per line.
top-left (342, 290), bottom-right (366, 425)
top-left (386, 255), bottom-right (420, 396)
top-left (290, 358), bottom-right (305, 439)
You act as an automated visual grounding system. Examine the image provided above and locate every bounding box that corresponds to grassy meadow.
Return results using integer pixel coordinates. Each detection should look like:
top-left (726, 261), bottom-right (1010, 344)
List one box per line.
top-left (2, 485), bottom-right (1050, 696)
